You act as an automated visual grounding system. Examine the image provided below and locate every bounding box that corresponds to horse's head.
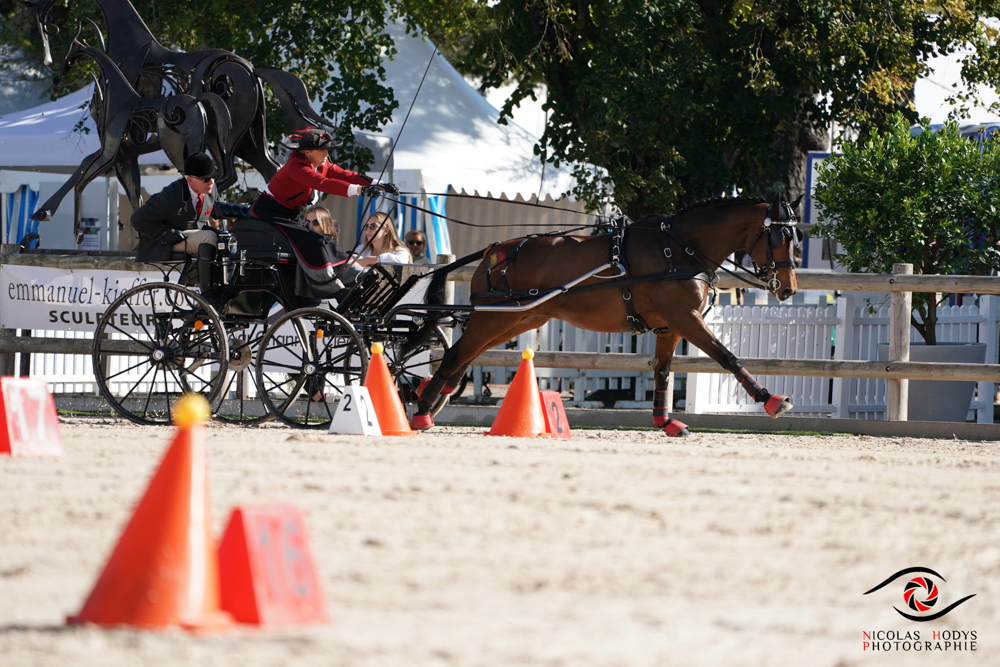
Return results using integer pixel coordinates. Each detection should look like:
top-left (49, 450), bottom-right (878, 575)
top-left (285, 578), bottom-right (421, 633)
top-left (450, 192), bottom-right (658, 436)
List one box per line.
top-left (745, 194), bottom-right (803, 301)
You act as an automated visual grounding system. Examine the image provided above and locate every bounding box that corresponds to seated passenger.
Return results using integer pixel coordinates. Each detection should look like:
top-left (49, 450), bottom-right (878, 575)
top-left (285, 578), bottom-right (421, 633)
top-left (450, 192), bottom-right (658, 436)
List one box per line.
top-left (131, 152), bottom-right (221, 262)
top-left (355, 212), bottom-right (411, 267)
top-left (303, 205), bottom-right (339, 243)
top-left (249, 128), bottom-right (398, 224)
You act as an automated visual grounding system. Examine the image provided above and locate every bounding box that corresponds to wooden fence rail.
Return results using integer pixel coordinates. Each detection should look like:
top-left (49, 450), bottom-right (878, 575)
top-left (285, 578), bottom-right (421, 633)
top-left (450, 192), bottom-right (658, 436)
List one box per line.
top-left (3, 251), bottom-right (1000, 421)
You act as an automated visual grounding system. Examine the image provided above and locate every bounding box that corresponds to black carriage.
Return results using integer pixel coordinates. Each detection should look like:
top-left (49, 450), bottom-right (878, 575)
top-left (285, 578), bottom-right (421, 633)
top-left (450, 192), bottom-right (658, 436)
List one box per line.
top-left (91, 217), bottom-right (452, 428)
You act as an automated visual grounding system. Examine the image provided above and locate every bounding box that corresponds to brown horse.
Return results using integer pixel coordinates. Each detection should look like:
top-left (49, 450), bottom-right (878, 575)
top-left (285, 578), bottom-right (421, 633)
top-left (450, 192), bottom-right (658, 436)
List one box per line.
top-left (409, 195), bottom-right (802, 436)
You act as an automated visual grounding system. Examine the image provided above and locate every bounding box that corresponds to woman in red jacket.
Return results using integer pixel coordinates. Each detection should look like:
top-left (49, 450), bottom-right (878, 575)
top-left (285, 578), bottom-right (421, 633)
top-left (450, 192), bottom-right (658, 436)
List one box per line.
top-left (250, 128), bottom-right (398, 224)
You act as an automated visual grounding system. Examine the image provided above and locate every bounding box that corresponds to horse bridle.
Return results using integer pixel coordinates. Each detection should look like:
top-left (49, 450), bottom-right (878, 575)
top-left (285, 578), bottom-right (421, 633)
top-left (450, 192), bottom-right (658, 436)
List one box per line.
top-left (746, 203), bottom-right (802, 292)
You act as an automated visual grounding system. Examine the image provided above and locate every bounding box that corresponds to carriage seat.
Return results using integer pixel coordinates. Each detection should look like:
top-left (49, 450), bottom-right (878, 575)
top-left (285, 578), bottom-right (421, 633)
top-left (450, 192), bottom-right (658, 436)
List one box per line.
top-left (230, 217), bottom-right (297, 263)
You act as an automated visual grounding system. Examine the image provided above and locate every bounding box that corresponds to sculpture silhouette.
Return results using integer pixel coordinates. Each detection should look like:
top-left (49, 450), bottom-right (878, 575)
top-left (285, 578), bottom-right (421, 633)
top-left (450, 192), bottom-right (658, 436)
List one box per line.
top-left (27, 0), bottom-right (336, 238)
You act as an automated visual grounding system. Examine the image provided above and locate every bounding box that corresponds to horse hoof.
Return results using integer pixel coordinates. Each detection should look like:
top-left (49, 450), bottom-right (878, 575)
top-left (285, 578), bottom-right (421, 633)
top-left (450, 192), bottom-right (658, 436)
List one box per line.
top-left (653, 416), bottom-right (667, 427)
top-left (764, 395), bottom-right (793, 418)
top-left (416, 375), bottom-right (433, 401)
top-left (410, 413), bottom-right (434, 431)
top-left (663, 419), bottom-right (690, 437)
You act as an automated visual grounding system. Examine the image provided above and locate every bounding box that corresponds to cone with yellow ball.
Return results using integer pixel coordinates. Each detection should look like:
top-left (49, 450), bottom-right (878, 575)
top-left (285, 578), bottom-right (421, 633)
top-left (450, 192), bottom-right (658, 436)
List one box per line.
top-left (68, 394), bottom-right (232, 630)
top-left (485, 349), bottom-right (551, 438)
top-left (363, 342), bottom-right (417, 436)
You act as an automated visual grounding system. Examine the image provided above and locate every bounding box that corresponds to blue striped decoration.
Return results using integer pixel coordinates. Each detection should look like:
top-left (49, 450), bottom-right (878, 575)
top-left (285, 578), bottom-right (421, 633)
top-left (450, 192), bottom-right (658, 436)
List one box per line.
top-left (5, 186), bottom-right (40, 244)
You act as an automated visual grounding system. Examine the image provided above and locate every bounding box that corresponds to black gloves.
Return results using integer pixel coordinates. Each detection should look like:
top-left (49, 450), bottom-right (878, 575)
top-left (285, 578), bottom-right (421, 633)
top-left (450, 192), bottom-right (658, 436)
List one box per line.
top-left (382, 183), bottom-right (400, 197)
top-left (360, 184), bottom-right (385, 198)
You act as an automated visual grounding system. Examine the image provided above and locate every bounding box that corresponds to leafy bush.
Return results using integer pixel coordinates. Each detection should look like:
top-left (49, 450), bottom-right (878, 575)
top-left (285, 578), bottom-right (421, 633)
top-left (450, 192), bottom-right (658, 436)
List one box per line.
top-left (813, 112), bottom-right (1000, 344)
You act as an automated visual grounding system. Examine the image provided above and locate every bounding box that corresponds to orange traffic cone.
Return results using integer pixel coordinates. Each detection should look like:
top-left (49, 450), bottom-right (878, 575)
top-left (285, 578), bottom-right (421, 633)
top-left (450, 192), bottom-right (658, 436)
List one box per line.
top-left (363, 342), bottom-right (417, 436)
top-left (486, 349), bottom-right (550, 438)
top-left (68, 394), bottom-right (231, 630)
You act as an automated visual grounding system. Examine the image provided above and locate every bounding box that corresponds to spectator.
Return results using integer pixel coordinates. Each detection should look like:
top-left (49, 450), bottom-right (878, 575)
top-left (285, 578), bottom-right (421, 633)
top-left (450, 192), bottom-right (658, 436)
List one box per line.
top-left (355, 212), bottom-right (410, 266)
top-left (405, 229), bottom-right (433, 265)
top-left (304, 205), bottom-right (338, 242)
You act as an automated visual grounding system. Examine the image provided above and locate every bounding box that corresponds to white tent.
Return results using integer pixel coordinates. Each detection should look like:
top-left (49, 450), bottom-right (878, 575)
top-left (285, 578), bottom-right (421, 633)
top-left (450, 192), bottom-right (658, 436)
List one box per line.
top-left (374, 21), bottom-right (577, 200)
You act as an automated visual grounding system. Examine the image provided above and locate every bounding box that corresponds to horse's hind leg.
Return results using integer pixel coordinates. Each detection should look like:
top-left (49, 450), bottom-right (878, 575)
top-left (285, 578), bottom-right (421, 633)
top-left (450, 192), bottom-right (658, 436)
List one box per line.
top-left (674, 314), bottom-right (793, 419)
top-left (410, 313), bottom-right (548, 430)
top-left (653, 332), bottom-right (690, 436)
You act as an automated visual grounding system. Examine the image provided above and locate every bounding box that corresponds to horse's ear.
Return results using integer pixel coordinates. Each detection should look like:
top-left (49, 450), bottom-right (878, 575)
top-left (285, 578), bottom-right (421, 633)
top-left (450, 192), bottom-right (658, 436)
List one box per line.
top-left (768, 193), bottom-right (781, 218)
top-left (791, 194), bottom-right (804, 211)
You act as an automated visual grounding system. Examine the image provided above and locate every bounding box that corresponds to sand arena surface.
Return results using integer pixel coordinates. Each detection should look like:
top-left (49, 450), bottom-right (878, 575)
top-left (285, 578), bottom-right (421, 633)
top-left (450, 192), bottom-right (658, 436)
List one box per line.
top-left (1, 417), bottom-right (999, 666)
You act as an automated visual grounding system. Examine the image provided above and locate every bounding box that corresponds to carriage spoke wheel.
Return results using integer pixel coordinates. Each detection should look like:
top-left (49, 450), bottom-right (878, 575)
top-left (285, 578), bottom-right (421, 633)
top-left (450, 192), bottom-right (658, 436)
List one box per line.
top-left (382, 326), bottom-right (451, 418)
top-left (92, 282), bottom-right (229, 426)
top-left (255, 308), bottom-right (368, 429)
top-left (211, 319), bottom-right (274, 425)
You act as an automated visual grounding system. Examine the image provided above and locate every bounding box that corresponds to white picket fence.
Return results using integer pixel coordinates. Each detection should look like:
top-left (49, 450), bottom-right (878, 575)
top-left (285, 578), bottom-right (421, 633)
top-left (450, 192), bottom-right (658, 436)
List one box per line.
top-left (15, 290), bottom-right (1000, 423)
top-left (470, 293), bottom-right (999, 423)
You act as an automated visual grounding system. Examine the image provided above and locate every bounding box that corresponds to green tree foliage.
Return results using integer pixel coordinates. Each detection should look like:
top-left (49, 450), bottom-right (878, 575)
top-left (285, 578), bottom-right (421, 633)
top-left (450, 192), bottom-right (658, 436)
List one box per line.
top-left (0, 0), bottom-right (434, 171)
top-left (813, 113), bottom-right (1000, 344)
top-left (455, 1), bottom-right (1000, 218)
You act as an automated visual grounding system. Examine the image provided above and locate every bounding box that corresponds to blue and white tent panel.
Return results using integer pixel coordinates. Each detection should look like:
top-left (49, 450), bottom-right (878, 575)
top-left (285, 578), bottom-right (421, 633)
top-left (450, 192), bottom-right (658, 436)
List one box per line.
top-left (3, 185), bottom-right (39, 244)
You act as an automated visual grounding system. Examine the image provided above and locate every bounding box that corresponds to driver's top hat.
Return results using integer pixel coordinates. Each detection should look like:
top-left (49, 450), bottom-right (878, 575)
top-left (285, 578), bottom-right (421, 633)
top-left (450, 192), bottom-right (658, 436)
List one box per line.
top-left (284, 128), bottom-right (343, 151)
top-left (183, 152), bottom-right (218, 180)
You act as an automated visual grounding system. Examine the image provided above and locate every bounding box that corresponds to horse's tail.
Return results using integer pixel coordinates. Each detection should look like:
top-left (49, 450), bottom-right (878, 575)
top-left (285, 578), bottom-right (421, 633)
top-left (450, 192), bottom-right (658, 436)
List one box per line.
top-left (400, 249), bottom-right (485, 355)
top-left (424, 248), bottom-right (486, 306)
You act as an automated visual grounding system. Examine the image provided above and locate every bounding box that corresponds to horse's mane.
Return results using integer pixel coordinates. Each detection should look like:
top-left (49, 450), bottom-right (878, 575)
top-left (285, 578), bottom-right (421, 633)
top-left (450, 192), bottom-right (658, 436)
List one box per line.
top-left (673, 196), bottom-right (768, 216)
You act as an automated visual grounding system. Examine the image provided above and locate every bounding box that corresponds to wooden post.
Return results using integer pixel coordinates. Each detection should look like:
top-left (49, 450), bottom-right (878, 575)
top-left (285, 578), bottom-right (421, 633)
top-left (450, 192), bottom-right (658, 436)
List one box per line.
top-left (436, 253), bottom-right (455, 345)
top-left (887, 263), bottom-right (913, 421)
top-left (0, 328), bottom-right (16, 376)
top-left (18, 330), bottom-right (32, 377)
top-left (978, 294), bottom-right (998, 424)
top-left (832, 296), bottom-right (856, 419)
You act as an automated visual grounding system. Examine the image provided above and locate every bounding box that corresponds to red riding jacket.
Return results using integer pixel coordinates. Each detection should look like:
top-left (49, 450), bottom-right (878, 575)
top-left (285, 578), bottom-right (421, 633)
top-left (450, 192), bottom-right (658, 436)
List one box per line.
top-left (262, 151), bottom-right (372, 208)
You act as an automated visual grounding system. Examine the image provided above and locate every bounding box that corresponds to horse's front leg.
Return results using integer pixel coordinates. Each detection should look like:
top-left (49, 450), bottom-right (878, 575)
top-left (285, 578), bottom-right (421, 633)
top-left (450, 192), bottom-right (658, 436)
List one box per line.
top-left (674, 314), bottom-right (793, 419)
top-left (653, 332), bottom-right (690, 436)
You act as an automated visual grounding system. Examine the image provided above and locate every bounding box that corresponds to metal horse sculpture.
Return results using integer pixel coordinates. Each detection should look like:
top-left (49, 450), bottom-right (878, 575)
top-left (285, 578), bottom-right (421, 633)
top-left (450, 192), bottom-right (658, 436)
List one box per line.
top-left (410, 195), bottom-right (804, 436)
top-left (27, 0), bottom-right (334, 235)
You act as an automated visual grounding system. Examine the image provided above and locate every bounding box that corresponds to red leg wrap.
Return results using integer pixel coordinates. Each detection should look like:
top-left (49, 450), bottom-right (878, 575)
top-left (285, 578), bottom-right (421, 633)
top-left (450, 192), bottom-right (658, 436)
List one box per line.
top-left (663, 419), bottom-right (690, 437)
top-left (764, 395), bottom-right (792, 418)
top-left (416, 375), bottom-right (433, 400)
top-left (653, 390), bottom-right (669, 427)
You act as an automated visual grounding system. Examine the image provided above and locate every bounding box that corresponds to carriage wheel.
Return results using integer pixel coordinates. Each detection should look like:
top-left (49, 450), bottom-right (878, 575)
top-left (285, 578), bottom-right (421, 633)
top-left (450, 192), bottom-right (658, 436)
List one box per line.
top-left (92, 283), bottom-right (229, 426)
top-left (254, 307), bottom-right (368, 429)
top-left (382, 326), bottom-right (451, 418)
top-left (211, 319), bottom-right (274, 425)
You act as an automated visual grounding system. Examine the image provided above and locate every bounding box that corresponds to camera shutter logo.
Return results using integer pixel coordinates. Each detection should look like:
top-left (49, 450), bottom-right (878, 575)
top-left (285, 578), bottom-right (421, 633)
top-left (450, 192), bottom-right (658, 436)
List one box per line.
top-left (864, 567), bottom-right (975, 622)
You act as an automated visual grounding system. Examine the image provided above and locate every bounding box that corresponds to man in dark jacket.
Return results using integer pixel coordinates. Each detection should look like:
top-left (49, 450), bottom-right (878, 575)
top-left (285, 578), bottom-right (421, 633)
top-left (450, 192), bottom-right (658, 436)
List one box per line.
top-left (131, 153), bottom-right (220, 262)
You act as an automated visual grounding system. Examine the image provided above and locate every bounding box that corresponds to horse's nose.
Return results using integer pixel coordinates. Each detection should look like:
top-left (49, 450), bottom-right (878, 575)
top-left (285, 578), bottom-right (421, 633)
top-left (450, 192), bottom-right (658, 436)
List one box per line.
top-left (779, 286), bottom-right (795, 301)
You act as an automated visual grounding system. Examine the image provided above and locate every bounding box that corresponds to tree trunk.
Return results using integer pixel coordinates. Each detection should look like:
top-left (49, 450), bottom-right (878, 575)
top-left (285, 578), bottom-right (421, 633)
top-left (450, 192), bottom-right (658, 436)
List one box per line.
top-left (749, 118), bottom-right (829, 210)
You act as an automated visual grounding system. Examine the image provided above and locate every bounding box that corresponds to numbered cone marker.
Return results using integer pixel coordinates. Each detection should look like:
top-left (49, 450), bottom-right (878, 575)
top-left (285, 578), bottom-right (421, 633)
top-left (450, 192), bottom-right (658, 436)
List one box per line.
top-left (0, 377), bottom-right (64, 457)
top-left (328, 386), bottom-right (382, 435)
top-left (218, 504), bottom-right (329, 626)
top-left (540, 390), bottom-right (571, 439)
top-left (68, 395), bottom-right (230, 630)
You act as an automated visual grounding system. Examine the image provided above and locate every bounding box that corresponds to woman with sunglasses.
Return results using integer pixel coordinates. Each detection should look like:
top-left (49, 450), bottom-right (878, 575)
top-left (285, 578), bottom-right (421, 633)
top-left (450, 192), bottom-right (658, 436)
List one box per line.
top-left (303, 206), bottom-right (339, 242)
top-left (249, 128), bottom-right (399, 224)
top-left (355, 212), bottom-right (410, 266)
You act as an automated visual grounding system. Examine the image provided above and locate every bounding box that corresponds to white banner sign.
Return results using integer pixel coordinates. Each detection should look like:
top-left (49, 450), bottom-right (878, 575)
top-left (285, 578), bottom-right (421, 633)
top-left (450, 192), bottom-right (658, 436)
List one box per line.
top-left (0, 264), bottom-right (168, 332)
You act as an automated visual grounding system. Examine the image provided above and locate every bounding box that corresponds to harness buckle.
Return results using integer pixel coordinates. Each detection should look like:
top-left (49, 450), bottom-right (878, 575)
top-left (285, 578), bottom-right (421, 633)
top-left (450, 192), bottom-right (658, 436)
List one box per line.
top-left (685, 247), bottom-right (695, 255)
top-left (622, 289), bottom-right (632, 301)
top-left (528, 288), bottom-right (539, 296)
top-left (660, 222), bottom-right (670, 231)
top-left (663, 247), bottom-right (672, 258)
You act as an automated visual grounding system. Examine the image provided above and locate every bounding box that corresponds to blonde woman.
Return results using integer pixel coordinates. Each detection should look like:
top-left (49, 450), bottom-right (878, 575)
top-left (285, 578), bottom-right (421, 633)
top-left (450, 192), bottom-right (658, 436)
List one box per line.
top-left (304, 205), bottom-right (338, 242)
top-left (355, 212), bottom-right (410, 266)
